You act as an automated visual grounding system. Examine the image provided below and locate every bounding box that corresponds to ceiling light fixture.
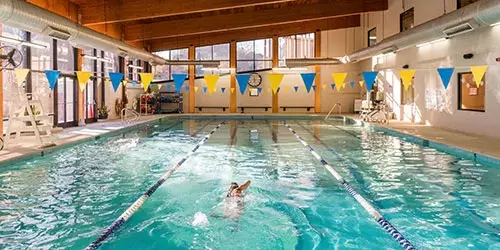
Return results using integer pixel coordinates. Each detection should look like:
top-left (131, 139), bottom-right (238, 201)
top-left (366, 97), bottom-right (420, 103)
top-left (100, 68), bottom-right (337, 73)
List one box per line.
top-left (416, 38), bottom-right (447, 48)
top-left (0, 35), bottom-right (47, 49)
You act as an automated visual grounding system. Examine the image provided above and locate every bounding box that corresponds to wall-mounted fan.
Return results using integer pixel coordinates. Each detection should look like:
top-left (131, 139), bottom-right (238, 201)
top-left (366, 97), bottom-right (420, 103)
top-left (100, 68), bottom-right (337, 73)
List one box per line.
top-left (0, 46), bottom-right (24, 71)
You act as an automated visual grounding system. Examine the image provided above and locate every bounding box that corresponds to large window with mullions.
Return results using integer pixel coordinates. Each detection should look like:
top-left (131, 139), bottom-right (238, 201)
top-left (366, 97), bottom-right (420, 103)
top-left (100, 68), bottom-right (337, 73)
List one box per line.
top-left (153, 48), bottom-right (189, 82)
top-left (278, 33), bottom-right (315, 67)
top-left (236, 38), bottom-right (272, 73)
top-left (195, 43), bottom-right (230, 77)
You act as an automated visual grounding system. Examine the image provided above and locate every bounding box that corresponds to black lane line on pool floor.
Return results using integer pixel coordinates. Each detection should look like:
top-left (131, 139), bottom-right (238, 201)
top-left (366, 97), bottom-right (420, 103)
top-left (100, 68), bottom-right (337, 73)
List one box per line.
top-left (321, 121), bottom-right (500, 236)
top-left (85, 121), bottom-right (226, 250)
top-left (283, 122), bottom-right (416, 250)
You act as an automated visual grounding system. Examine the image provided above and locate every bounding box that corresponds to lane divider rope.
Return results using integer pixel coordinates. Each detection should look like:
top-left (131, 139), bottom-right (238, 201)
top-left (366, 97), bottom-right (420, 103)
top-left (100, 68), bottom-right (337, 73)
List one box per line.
top-left (85, 121), bottom-right (226, 250)
top-left (283, 122), bottom-right (416, 250)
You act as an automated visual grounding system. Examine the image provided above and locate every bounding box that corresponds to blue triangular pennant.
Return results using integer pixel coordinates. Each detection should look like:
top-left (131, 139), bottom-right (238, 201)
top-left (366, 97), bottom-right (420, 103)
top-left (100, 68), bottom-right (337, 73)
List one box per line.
top-left (45, 70), bottom-right (60, 90)
top-left (294, 86), bottom-right (299, 92)
top-left (362, 71), bottom-right (378, 91)
top-left (277, 87), bottom-right (281, 93)
top-left (300, 73), bottom-right (316, 93)
top-left (172, 74), bottom-right (187, 93)
top-left (331, 84), bottom-right (336, 89)
top-left (167, 85), bottom-right (171, 90)
top-left (350, 81), bottom-right (355, 87)
top-left (257, 87), bottom-right (262, 93)
top-left (236, 74), bottom-right (250, 95)
top-left (221, 87), bottom-right (226, 93)
top-left (203, 86), bottom-right (208, 93)
top-left (109, 72), bottom-right (124, 93)
top-left (437, 68), bottom-right (454, 89)
top-left (312, 85), bottom-right (316, 91)
top-left (132, 81), bottom-right (137, 87)
top-left (185, 86), bottom-right (189, 92)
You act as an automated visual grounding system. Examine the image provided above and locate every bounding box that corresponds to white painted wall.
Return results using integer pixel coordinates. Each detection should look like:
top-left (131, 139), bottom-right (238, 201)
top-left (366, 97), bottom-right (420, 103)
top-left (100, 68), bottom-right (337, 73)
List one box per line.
top-left (356, 0), bottom-right (500, 139)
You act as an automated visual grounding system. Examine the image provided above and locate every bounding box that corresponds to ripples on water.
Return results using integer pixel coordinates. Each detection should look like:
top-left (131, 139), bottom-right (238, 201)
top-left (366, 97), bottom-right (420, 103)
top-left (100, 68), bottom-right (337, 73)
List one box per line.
top-left (0, 119), bottom-right (499, 249)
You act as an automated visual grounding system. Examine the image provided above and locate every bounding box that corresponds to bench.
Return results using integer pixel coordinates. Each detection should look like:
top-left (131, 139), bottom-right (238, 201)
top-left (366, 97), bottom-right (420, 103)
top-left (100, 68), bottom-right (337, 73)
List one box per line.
top-left (195, 106), bottom-right (229, 112)
top-left (238, 106), bottom-right (272, 113)
top-left (280, 106), bottom-right (314, 112)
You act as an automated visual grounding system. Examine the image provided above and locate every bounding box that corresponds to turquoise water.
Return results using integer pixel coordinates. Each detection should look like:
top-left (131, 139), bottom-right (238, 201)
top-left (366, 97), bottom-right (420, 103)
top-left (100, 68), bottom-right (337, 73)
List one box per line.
top-left (0, 118), bottom-right (499, 249)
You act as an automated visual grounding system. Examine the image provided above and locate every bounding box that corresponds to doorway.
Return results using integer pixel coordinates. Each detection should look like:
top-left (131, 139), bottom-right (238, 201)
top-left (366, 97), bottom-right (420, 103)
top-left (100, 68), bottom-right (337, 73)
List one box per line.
top-left (56, 76), bottom-right (77, 127)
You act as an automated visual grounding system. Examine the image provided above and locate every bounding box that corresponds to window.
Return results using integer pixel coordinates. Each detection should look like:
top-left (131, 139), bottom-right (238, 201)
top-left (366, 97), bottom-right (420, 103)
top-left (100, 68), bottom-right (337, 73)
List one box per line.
top-left (57, 40), bottom-right (74, 73)
top-left (1, 25), bottom-right (28, 122)
top-left (128, 59), bottom-right (142, 81)
top-left (236, 38), bottom-right (272, 73)
top-left (458, 72), bottom-right (485, 112)
top-left (153, 48), bottom-right (188, 82)
top-left (401, 78), bottom-right (414, 105)
top-left (278, 33), bottom-right (315, 67)
top-left (457, 0), bottom-right (480, 9)
top-left (400, 8), bottom-right (414, 32)
top-left (195, 43), bottom-right (230, 77)
top-left (368, 28), bottom-right (377, 47)
top-left (31, 32), bottom-right (54, 115)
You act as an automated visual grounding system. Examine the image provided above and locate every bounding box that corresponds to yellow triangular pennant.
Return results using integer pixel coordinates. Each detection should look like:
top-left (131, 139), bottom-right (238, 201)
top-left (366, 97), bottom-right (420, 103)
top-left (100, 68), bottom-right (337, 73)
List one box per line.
top-left (204, 74), bottom-right (219, 94)
top-left (359, 80), bottom-right (364, 87)
top-left (230, 87), bottom-right (235, 94)
top-left (400, 69), bottom-right (416, 91)
top-left (322, 84), bottom-right (327, 90)
top-left (470, 66), bottom-right (487, 88)
top-left (267, 73), bottom-right (284, 94)
top-left (14, 68), bottom-right (30, 87)
top-left (76, 71), bottom-right (92, 92)
top-left (267, 88), bottom-right (271, 93)
top-left (194, 86), bottom-right (199, 92)
top-left (122, 80), bottom-right (127, 87)
top-left (104, 78), bottom-right (110, 85)
top-left (139, 73), bottom-right (154, 92)
top-left (332, 73), bottom-right (348, 91)
top-left (157, 84), bottom-right (162, 91)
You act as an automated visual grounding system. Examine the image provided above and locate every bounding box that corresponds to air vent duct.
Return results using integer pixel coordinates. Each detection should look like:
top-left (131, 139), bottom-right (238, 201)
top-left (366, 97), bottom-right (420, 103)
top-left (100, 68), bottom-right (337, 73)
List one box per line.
top-left (443, 22), bottom-right (475, 37)
top-left (44, 26), bottom-right (71, 41)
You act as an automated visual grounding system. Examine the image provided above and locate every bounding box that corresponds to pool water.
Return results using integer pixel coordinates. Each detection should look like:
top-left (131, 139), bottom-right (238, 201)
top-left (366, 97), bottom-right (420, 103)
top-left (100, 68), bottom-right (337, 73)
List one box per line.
top-left (0, 118), bottom-right (499, 249)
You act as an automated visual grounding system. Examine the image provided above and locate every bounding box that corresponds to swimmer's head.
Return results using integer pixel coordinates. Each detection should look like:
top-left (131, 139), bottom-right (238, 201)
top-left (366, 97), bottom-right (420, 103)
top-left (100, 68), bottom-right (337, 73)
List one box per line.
top-left (227, 182), bottom-right (239, 197)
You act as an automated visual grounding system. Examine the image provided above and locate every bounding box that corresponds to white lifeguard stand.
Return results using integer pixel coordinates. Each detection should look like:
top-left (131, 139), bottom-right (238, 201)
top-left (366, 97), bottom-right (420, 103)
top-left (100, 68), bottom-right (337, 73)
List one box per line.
top-left (4, 87), bottom-right (56, 148)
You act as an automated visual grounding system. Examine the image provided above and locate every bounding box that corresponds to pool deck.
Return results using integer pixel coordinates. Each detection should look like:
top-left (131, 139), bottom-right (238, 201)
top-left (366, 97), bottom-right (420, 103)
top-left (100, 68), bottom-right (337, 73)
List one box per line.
top-left (1, 113), bottom-right (499, 165)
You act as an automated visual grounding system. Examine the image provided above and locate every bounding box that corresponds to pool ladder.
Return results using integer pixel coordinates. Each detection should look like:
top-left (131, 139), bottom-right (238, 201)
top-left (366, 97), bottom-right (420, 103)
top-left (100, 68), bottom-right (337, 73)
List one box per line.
top-left (325, 102), bottom-right (342, 120)
top-left (121, 108), bottom-right (140, 124)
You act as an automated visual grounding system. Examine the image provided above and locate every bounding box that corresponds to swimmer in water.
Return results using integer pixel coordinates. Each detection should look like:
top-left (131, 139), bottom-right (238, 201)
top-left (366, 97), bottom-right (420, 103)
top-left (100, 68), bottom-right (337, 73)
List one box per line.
top-left (226, 180), bottom-right (251, 198)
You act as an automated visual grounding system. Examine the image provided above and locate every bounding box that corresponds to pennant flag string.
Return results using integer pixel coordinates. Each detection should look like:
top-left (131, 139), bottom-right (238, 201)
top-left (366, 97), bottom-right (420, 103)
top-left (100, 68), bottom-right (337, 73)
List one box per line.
top-left (236, 74), bottom-right (250, 95)
top-left (300, 73), bottom-right (316, 93)
top-left (45, 70), bottom-right (60, 90)
top-left (268, 73), bottom-right (284, 94)
top-left (109, 72), bottom-right (124, 93)
top-left (332, 73), bottom-right (348, 91)
top-left (14, 68), bottom-right (30, 87)
top-left (139, 73), bottom-right (154, 92)
top-left (437, 68), bottom-right (454, 89)
top-left (400, 69), bottom-right (416, 91)
top-left (470, 66), bottom-right (487, 88)
top-left (361, 71), bottom-right (379, 91)
top-left (172, 74), bottom-right (187, 93)
top-left (76, 71), bottom-right (92, 92)
top-left (204, 74), bottom-right (219, 94)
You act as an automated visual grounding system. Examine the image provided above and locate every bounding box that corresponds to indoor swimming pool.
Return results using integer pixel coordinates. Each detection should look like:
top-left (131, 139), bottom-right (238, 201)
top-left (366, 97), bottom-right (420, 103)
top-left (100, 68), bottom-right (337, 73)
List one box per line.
top-left (0, 117), bottom-right (499, 249)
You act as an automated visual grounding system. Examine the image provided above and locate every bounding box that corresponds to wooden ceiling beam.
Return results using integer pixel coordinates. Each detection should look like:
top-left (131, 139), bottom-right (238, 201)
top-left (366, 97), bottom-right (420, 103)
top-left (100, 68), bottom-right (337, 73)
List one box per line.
top-left (124, 0), bottom-right (387, 42)
top-left (80, 0), bottom-right (301, 25)
top-left (150, 15), bottom-right (360, 51)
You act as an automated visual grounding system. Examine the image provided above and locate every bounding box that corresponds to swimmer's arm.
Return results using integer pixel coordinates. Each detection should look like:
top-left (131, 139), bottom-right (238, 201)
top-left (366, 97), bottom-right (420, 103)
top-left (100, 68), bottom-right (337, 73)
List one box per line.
top-left (236, 180), bottom-right (251, 192)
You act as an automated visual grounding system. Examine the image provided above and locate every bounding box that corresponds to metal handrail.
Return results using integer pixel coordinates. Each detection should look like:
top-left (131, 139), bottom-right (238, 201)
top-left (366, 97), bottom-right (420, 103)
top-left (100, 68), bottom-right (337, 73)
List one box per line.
top-left (121, 108), bottom-right (140, 123)
top-left (325, 102), bottom-right (342, 120)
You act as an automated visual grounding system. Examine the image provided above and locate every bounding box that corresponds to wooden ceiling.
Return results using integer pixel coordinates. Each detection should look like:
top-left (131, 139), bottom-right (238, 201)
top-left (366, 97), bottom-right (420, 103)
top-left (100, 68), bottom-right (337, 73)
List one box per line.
top-left (71, 0), bottom-right (388, 51)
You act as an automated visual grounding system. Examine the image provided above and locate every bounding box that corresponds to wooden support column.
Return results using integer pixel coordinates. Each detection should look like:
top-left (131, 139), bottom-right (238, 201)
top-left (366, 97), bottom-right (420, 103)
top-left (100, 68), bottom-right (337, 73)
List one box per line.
top-left (188, 45), bottom-right (195, 113)
top-left (230, 40), bottom-right (237, 113)
top-left (77, 48), bottom-right (85, 126)
top-left (272, 35), bottom-right (279, 113)
top-left (314, 30), bottom-right (321, 113)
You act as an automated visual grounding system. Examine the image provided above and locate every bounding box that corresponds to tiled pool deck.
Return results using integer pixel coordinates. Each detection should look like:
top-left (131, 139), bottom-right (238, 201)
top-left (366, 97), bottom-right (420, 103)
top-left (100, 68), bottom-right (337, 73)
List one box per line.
top-left (1, 113), bottom-right (499, 166)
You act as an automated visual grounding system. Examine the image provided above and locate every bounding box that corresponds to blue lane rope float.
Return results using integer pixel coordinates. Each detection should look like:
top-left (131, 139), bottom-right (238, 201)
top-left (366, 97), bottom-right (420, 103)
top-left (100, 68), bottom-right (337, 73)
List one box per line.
top-left (85, 122), bottom-right (225, 250)
top-left (283, 122), bottom-right (416, 250)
